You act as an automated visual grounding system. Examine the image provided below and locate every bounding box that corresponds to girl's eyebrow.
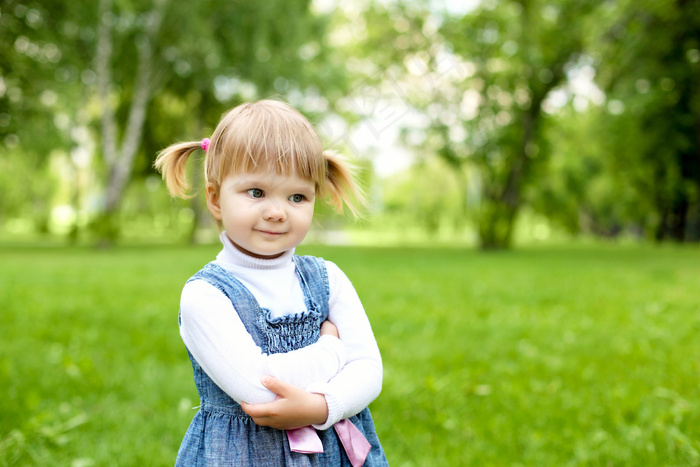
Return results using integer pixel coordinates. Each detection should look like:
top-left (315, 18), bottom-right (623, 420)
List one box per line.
top-left (287, 181), bottom-right (316, 194)
top-left (230, 176), bottom-right (267, 187)
top-left (287, 180), bottom-right (314, 190)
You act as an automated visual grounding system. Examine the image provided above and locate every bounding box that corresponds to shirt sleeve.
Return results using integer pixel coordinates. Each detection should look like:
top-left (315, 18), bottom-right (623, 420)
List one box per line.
top-left (179, 279), bottom-right (348, 405)
top-left (306, 261), bottom-right (383, 430)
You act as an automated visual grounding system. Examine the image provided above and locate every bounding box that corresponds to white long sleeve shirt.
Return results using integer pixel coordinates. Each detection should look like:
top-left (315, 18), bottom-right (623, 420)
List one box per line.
top-left (179, 232), bottom-right (383, 430)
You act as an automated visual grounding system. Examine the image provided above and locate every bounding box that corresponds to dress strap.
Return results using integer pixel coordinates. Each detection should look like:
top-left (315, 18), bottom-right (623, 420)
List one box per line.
top-left (292, 255), bottom-right (330, 321)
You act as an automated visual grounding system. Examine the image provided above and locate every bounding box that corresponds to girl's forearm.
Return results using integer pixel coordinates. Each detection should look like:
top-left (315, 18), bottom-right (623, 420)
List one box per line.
top-left (307, 358), bottom-right (383, 429)
top-left (318, 261), bottom-right (385, 428)
top-left (181, 280), bottom-right (347, 404)
top-left (242, 376), bottom-right (330, 430)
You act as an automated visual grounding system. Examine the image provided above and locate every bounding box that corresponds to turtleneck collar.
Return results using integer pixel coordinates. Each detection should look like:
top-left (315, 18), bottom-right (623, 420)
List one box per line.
top-left (216, 231), bottom-right (295, 270)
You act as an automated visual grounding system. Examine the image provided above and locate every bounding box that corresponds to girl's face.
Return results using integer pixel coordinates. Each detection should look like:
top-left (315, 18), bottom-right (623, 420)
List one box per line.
top-left (206, 171), bottom-right (316, 259)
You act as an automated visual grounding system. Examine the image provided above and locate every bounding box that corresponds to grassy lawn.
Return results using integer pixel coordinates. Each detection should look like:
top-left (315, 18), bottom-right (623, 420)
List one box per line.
top-left (1, 242), bottom-right (699, 466)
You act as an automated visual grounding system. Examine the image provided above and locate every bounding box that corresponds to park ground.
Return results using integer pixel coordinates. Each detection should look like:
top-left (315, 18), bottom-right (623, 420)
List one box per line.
top-left (1, 241), bottom-right (699, 466)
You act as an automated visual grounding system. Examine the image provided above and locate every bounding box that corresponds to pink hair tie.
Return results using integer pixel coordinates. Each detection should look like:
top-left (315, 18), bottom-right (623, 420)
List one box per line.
top-left (201, 138), bottom-right (210, 152)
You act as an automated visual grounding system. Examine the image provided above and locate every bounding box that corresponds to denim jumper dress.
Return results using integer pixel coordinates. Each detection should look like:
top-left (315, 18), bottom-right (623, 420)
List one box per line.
top-left (175, 255), bottom-right (388, 466)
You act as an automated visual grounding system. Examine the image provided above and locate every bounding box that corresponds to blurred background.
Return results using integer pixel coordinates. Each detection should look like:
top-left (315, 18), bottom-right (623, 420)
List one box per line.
top-left (2, 0), bottom-right (698, 250)
top-left (3, 2), bottom-right (700, 466)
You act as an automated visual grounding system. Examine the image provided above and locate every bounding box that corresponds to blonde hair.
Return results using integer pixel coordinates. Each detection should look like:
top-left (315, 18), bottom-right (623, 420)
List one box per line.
top-left (154, 100), bottom-right (363, 216)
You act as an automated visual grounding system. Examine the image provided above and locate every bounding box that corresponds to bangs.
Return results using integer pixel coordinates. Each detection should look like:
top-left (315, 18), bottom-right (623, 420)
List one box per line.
top-left (206, 101), bottom-right (326, 188)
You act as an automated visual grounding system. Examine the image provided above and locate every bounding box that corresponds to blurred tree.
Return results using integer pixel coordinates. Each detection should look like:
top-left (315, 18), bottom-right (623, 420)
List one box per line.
top-left (381, 158), bottom-right (465, 236)
top-left (528, 0), bottom-right (700, 242)
top-left (530, 103), bottom-right (651, 238)
top-left (354, 0), bottom-right (597, 249)
top-left (0, 1), bottom-right (85, 232)
top-left (141, 0), bottom-right (348, 243)
top-left (436, 0), bottom-right (597, 249)
top-left (1, 0), bottom-right (344, 243)
top-left (592, 0), bottom-right (700, 242)
top-left (92, 0), bottom-right (344, 243)
top-left (92, 0), bottom-right (166, 243)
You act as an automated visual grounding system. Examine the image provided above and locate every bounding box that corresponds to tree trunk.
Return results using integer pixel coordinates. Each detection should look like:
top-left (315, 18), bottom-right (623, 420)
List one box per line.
top-left (478, 197), bottom-right (518, 249)
top-left (670, 197), bottom-right (689, 241)
top-left (690, 113), bottom-right (700, 241)
top-left (477, 105), bottom-right (541, 250)
top-left (94, 0), bottom-right (166, 245)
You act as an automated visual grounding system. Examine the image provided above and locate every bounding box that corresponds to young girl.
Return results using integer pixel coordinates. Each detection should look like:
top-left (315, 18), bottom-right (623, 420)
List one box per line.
top-left (155, 99), bottom-right (388, 466)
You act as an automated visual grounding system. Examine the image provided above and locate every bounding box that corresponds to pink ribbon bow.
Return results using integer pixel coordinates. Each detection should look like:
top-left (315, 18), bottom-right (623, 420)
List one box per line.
top-left (287, 419), bottom-right (371, 467)
top-left (286, 426), bottom-right (323, 454)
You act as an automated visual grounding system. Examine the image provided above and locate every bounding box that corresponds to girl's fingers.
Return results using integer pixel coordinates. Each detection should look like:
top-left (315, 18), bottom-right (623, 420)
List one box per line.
top-left (260, 375), bottom-right (295, 397)
top-left (240, 377), bottom-right (291, 418)
top-left (241, 398), bottom-right (276, 420)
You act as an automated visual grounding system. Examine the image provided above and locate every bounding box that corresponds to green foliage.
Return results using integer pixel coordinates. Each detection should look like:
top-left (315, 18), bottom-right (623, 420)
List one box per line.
top-left (353, 0), bottom-right (699, 246)
top-left (437, 0), bottom-right (597, 248)
top-left (2, 0), bottom-right (700, 248)
top-left (381, 159), bottom-right (466, 235)
top-left (0, 0), bottom-right (347, 242)
top-left (519, 0), bottom-right (700, 242)
top-left (354, 0), bottom-right (599, 248)
top-left (589, 0), bottom-right (700, 241)
top-left (531, 105), bottom-right (649, 237)
top-left (2, 243), bottom-right (699, 465)
top-left (0, 151), bottom-right (56, 229)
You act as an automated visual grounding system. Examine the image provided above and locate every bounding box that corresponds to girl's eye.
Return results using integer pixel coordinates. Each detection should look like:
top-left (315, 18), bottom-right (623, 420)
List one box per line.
top-left (289, 194), bottom-right (305, 203)
top-left (247, 188), bottom-right (264, 198)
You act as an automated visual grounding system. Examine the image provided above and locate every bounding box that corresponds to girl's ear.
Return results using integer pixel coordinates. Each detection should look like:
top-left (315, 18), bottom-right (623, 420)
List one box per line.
top-left (205, 183), bottom-right (223, 220)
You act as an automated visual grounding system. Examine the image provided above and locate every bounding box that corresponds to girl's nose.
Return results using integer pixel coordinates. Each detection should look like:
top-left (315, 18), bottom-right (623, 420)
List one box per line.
top-left (263, 200), bottom-right (286, 221)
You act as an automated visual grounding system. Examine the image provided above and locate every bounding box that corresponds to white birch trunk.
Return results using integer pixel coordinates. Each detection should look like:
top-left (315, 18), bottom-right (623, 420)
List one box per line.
top-left (95, 0), bottom-right (166, 217)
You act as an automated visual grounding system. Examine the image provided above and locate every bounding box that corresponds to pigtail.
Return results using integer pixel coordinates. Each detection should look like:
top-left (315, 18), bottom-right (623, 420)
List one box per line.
top-left (153, 141), bottom-right (202, 199)
top-left (322, 150), bottom-right (366, 217)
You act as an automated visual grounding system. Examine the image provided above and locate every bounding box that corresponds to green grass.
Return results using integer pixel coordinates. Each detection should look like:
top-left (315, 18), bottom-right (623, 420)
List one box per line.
top-left (1, 242), bottom-right (699, 466)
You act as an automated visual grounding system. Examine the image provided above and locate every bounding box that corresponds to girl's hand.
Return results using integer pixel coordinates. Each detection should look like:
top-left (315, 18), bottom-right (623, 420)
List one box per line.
top-left (320, 320), bottom-right (339, 338)
top-left (241, 376), bottom-right (329, 430)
